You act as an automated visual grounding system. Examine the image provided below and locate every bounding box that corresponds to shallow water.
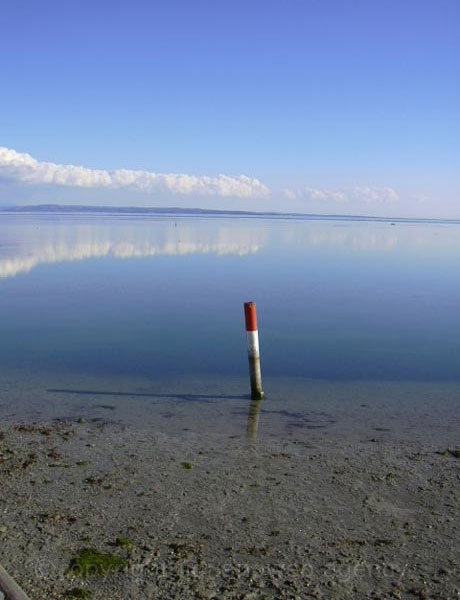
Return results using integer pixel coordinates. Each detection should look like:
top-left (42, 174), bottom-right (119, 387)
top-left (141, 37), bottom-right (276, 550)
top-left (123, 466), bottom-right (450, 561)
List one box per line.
top-left (0, 213), bottom-right (459, 438)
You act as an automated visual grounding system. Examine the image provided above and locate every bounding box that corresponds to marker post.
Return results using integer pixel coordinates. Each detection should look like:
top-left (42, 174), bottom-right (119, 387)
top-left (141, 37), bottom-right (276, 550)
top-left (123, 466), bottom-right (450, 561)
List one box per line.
top-left (244, 301), bottom-right (264, 400)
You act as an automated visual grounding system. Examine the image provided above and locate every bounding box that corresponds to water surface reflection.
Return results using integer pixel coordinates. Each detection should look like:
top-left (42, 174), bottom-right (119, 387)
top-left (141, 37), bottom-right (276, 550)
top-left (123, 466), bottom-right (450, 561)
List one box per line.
top-left (0, 214), bottom-right (459, 383)
top-left (0, 215), bottom-right (268, 279)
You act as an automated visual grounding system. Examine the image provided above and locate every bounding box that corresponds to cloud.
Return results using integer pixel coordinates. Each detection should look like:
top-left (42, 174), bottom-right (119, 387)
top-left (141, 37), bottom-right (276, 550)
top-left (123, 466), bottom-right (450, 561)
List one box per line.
top-left (283, 185), bottom-right (399, 204)
top-left (0, 146), bottom-right (270, 199)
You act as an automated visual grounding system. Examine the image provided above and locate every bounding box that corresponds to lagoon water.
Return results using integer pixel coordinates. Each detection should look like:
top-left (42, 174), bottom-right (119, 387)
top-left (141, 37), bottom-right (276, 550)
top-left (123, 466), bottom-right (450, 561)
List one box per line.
top-left (1, 212), bottom-right (459, 438)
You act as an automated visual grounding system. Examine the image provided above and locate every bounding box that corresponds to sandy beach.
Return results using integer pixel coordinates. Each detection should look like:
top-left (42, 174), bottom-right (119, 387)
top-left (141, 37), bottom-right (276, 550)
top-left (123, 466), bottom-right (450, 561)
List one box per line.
top-left (1, 386), bottom-right (459, 599)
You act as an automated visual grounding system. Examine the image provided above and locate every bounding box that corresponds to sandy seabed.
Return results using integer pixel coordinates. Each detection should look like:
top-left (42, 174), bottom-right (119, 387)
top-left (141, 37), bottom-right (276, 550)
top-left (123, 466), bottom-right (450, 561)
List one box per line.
top-left (0, 377), bottom-right (459, 599)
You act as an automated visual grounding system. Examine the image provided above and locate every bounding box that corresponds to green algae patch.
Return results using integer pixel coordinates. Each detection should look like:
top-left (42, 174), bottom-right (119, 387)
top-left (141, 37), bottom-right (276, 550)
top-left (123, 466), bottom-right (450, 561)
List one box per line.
top-left (65, 589), bottom-right (90, 598)
top-left (115, 536), bottom-right (134, 548)
top-left (180, 461), bottom-right (193, 470)
top-left (66, 548), bottom-right (127, 578)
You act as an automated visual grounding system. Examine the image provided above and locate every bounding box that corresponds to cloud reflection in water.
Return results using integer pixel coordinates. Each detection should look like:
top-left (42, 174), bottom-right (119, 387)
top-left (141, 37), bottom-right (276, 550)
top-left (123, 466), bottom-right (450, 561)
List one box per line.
top-left (0, 217), bottom-right (268, 279)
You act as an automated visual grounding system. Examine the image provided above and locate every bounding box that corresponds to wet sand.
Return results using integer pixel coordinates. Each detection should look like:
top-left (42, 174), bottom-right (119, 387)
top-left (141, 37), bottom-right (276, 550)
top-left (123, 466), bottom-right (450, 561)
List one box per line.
top-left (1, 376), bottom-right (459, 599)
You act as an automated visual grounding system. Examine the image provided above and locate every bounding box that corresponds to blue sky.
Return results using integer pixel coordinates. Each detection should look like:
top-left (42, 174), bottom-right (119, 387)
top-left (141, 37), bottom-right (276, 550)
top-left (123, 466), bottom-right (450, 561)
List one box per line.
top-left (0, 0), bottom-right (458, 216)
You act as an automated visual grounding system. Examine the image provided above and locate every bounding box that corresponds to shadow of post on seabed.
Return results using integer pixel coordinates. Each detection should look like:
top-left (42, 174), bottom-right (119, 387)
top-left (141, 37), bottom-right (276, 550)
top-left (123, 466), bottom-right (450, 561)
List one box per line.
top-left (47, 387), bottom-right (264, 440)
top-left (47, 388), bottom-right (249, 403)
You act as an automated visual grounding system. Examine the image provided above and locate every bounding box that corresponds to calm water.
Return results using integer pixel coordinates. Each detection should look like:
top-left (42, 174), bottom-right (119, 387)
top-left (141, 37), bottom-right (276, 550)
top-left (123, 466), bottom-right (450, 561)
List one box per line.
top-left (0, 213), bottom-right (459, 435)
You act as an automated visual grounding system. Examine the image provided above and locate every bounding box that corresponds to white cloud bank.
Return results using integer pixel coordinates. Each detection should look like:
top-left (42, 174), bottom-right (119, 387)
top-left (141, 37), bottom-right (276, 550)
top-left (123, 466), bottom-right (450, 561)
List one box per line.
top-left (283, 186), bottom-right (399, 205)
top-left (0, 146), bottom-right (270, 199)
top-left (0, 145), bottom-right (410, 214)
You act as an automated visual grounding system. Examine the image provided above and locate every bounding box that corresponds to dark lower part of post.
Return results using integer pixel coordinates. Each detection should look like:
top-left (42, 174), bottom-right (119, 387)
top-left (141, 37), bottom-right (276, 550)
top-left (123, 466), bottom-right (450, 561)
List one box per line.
top-left (248, 356), bottom-right (264, 399)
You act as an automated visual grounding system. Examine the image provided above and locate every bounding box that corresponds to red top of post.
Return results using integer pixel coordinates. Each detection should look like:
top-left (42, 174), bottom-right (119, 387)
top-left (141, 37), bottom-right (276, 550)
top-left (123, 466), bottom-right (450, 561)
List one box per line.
top-left (244, 301), bottom-right (258, 331)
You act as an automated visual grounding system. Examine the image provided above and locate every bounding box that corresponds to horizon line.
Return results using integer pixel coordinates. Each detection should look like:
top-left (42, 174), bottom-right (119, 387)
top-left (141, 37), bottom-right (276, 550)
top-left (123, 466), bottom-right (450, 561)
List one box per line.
top-left (1, 203), bottom-right (460, 225)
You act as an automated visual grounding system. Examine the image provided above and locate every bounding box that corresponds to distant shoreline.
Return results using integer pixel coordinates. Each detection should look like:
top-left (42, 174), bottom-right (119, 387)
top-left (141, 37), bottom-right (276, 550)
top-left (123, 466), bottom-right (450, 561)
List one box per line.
top-left (1, 204), bottom-right (460, 225)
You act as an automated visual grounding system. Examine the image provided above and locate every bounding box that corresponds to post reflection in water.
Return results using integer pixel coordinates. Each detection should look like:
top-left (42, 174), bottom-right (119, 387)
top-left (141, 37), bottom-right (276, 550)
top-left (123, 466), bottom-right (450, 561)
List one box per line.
top-left (246, 397), bottom-right (263, 440)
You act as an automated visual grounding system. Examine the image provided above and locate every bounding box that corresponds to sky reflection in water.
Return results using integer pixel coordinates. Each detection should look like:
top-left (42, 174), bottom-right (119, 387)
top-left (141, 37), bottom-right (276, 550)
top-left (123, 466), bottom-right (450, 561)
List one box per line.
top-left (0, 213), bottom-right (459, 382)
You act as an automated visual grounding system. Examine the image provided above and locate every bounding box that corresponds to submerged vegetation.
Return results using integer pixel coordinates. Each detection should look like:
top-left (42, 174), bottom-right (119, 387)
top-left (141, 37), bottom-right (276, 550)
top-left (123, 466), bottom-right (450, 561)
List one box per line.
top-left (65, 589), bottom-right (90, 599)
top-left (115, 536), bottom-right (134, 548)
top-left (66, 548), bottom-right (127, 578)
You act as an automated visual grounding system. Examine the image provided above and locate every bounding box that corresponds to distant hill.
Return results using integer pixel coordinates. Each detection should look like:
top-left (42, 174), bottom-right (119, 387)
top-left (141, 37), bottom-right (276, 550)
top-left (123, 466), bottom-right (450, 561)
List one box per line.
top-left (0, 204), bottom-right (458, 225)
top-left (0, 204), bottom-right (272, 217)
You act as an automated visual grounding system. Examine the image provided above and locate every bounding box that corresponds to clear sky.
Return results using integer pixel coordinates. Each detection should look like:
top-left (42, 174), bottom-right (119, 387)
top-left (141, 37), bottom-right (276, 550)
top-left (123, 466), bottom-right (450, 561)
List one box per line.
top-left (0, 0), bottom-right (458, 216)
